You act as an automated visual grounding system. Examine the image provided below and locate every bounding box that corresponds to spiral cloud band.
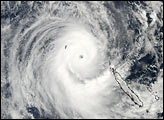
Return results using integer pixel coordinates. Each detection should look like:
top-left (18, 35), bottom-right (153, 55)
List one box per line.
top-left (1, 1), bottom-right (163, 119)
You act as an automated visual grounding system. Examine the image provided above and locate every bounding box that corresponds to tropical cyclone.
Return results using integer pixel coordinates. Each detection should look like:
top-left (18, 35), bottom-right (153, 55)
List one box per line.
top-left (40, 22), bottom-right (118, 118)
top-left (53, 23), bottom-right (106, 80)
top-left (1, 1), bottom-right (163, 119)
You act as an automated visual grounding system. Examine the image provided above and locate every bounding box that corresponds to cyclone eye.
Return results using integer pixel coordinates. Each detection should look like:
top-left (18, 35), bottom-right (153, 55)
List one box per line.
top-left (65, 45), bottom-right (67, 49)
top-left (79, 55), bottom-right (83, 59)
